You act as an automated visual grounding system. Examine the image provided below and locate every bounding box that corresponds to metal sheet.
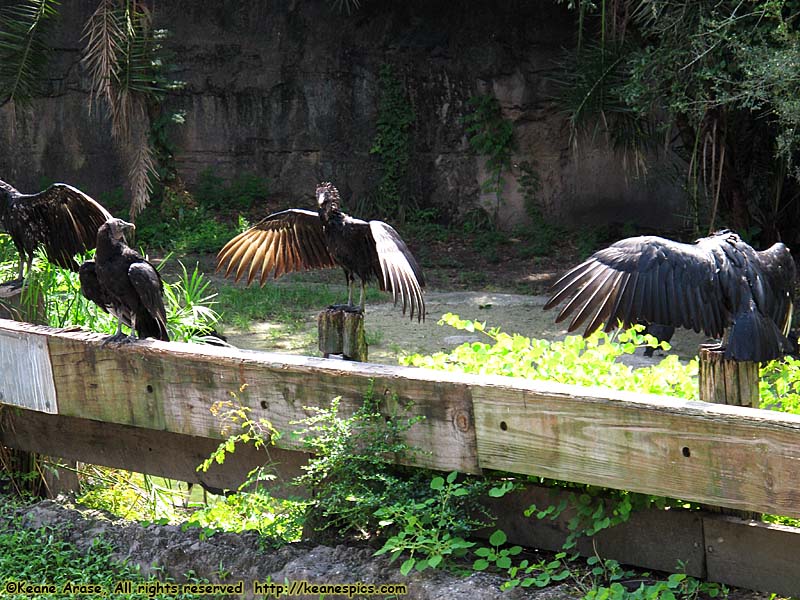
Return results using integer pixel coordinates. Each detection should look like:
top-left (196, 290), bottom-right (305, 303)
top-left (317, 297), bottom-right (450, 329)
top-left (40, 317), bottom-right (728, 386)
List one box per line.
top-left (0, 328), bottom-right (57, 413)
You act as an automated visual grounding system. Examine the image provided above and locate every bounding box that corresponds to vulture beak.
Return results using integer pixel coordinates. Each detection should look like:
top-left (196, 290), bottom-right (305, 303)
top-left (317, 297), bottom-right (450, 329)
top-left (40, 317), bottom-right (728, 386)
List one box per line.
top-left (120, 220), bottom-right (135, 233)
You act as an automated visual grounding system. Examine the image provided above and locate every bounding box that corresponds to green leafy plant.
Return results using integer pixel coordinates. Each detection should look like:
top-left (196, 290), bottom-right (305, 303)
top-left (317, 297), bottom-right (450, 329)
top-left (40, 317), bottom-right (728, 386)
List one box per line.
top-left (374, 471), bottom-right (492, 575)
top-left (192, 168), bottom-right (270, 213)
top-left (162, 261), bottom-right (222, 340)
top-left (463, 94), bottom-right (515, 225)
top-left (370, 63), bottom-right (415, 221)
top-left (9, 251), bottom-right (222, 343)
top-left (515, 161), bottom-right (562, 256)
top-left (0, 496), bottom-right (219, 599)
top-left (402, 314), bottom-right (697, 399)
top-left (291, 386), bottom-right (427, 536)
top-left (0, 0), bottom-right (60, 107)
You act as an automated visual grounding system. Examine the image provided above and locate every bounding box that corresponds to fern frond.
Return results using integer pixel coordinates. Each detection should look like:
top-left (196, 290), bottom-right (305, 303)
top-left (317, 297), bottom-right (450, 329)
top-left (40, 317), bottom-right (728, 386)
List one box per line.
top-left (0, 0), bottom-right (60, 106)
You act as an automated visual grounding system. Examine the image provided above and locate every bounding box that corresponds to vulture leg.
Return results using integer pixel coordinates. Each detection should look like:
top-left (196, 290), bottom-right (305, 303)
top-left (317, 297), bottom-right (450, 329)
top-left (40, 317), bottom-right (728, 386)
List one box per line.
top-left (25, 254), bottom-right (33, 279)
top-left (359, 280), bottom-right (366, 313)
top-left (102, 317), bottom-right (129, 346)
top-left (345, 271), bottom-right (355, 307)
top-left (17, 254), bottom-right (24, 280)
top-left (126, 314), bottom-right (138, 343)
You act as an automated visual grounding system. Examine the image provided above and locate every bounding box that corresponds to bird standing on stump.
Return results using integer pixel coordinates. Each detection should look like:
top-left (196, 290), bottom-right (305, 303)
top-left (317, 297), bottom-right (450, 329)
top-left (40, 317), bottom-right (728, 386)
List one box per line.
top-left (89, 218), bottom-right (169, 343)
top-left (217, 182), bottom-right (426, 321)
top-left (0, 179), bottom-right (112, 280)
top-left (544, 230), bottom-right (795, 362)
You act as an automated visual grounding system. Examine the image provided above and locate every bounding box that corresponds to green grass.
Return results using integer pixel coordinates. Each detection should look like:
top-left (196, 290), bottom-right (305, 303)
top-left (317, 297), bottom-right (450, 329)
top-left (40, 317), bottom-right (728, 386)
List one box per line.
top-left (0, 496), bottom-right (213, 599)
top-left (216, 280), bottom-right (383, 330)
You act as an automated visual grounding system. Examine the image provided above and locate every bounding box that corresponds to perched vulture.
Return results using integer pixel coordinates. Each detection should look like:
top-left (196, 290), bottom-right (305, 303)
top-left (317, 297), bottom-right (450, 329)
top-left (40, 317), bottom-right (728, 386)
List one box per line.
top-left (544, 230), bottom-right (796, 362)
top-left (217, 182), bottom-right (426, 321)
top-left (89, 218), bottom-right (169, 343)
top-left (79, 259), bottom-right (167, 341)
top-left (0, 178), bottom-right (112, 279)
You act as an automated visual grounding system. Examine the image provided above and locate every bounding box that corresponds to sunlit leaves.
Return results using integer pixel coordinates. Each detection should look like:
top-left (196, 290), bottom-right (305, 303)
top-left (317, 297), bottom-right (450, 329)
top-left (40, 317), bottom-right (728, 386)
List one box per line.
top-left (402, 313), bottom-right (698, 399)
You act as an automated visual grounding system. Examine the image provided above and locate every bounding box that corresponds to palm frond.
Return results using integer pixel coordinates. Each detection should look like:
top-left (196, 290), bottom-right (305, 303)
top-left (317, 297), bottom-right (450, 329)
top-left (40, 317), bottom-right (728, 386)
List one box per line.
top-left (328, 0), bottom-right (362, 15)
top-left (554, 41), bottom-right (659, 175)
top-left (0, 0), bottom-right (60, 107)
top-left (81, 0), bottom-right (160, 219)
top-left (125, 100), bottom-right (156, 219)
top-left (81, 0), bottom-right (124, 110)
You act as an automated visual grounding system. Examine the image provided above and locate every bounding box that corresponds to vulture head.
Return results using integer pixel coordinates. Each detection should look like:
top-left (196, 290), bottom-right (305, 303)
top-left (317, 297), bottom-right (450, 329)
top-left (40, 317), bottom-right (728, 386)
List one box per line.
top-left (99, 218), bottom-right (135, 243)
top-left (316, 181), bottom-right (341, 211)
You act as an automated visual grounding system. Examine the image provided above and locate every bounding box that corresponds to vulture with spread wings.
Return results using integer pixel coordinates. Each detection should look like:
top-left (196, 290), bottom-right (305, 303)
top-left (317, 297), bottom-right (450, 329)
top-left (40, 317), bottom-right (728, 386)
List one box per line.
top-left (544, 230), bottom-right (796, 362)
top-left (0, 178), bottom-right (112, 279)
top-left (217, 182), bottom-right (425, 321)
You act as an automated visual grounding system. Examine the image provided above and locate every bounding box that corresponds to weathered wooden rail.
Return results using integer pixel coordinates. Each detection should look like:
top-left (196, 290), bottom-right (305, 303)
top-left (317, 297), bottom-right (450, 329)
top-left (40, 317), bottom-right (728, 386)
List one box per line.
top-left (1, 318), bottom-right (799, 595)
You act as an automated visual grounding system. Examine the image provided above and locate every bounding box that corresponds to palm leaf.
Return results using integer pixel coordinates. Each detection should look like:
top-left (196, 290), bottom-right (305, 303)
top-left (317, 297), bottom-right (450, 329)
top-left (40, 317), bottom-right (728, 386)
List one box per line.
top-left (81, 0), bottom-right (160, 219)
top-left (0, 0), bottom-right (60, 106)
top-left (81, 0), bottom-right (124, 109)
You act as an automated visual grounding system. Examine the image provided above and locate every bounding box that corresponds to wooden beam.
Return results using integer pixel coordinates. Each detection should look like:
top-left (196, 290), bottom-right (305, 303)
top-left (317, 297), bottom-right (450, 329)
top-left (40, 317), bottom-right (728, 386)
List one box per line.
top-left (2, 320), bottom-right (478, 474)
top-left (0, 407), bottom-right (307, 496)
top-left (471, 380), bottom-right (800, 518)
top-left (3, 319), bottom-right (800, 518)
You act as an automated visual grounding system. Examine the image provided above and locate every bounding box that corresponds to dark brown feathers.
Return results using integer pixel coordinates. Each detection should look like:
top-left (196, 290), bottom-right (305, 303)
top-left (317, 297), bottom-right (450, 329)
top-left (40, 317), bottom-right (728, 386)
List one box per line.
top-left (216, 182), bottom-right (426, 321)
top-left (0, 179), bottom-right (112, 278)
top-left (544, 230), bottom-right (796, 362)
top-left (92, 218), bottom-right (169, 342)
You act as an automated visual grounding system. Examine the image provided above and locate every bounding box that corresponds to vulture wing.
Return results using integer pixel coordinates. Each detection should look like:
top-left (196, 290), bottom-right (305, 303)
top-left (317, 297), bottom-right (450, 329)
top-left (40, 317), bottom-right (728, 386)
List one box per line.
top-left (543, 235), bottom-right (729, 338)
top-left (18, 184), bottom-right (112, 270)
top-left (79, 260), bottom-right (112, 314)
top-left (128, 262), bottom-right (169, 341)
top-left (369, 221), bottom-right (426, 322)
top-left (79, 259), bottom-right (137, 330)
top-left (754, 243), bottom-right (796, 336)
top-left (216, 209), bottom-right (336, 285)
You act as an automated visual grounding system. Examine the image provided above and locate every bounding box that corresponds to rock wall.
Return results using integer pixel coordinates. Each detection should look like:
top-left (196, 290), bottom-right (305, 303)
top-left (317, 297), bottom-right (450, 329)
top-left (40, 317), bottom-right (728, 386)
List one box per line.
top-left (0, 0), bottom-right (685, 229)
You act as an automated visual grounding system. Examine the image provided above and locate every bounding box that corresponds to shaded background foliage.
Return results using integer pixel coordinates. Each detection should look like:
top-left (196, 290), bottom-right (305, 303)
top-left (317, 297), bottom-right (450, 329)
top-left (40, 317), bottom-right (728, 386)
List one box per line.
top-left (559, 0), bottom-right (800, 245)
top-left (1, 0), bottom-right (799, 247)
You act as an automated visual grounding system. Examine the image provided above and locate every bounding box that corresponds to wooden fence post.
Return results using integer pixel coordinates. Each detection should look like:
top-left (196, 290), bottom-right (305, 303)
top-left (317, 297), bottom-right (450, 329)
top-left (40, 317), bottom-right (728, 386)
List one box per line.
top-left (317, 306), bottom-right (368, 362)
top-left (698, 345), bottom-right (759, 407)
top-left (698, 344), bottom-right (760, 519)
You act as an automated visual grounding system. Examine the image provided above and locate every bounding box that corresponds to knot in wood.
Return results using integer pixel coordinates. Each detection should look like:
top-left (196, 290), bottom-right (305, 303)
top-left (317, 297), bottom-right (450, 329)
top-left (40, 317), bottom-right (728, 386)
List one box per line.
top-left (453, 409), bottom-right (471, 432)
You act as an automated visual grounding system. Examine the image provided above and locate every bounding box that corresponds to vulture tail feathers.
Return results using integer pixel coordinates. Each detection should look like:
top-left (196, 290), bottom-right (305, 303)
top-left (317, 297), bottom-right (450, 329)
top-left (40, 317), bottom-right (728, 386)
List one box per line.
top-left (725, 300), bottom-right (790, 362)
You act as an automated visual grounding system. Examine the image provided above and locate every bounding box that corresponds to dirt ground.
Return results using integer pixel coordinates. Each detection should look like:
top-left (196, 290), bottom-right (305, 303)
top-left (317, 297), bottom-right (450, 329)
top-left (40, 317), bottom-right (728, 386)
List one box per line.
top-left (11, 499), bottom-right (782, 600)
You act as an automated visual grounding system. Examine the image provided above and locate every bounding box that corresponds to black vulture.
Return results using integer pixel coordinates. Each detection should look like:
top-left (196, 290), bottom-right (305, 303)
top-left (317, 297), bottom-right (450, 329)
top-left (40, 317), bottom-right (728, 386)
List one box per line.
top-left (0, 178), bottom-right (112, 279)
top-left (89, 218), bottom-right (169, 343)
top-left (216, 182), bottom-right (426, 321)
top-left (543, 230), bottom-right (796, 362)
top-left (79, 259), bottom-right (168, 341)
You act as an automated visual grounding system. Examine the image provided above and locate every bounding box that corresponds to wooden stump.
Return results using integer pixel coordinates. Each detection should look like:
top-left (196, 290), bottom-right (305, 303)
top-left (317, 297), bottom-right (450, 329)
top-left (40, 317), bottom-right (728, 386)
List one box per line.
top-left (698, 345), bottom-right (760, 519)
top-left (698, 345), bottom-right (759, 407)
top-left (317, 305), bottom-right (368, 362)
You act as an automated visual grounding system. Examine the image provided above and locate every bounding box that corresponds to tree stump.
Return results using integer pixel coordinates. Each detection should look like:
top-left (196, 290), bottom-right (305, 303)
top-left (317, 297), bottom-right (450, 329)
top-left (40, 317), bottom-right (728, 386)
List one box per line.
top-left (698, 344), bottom-right (760, 519)
top-left (317, 305), bottom-right (368, 362)
top-left (698, 345), bottom-right (759, 407)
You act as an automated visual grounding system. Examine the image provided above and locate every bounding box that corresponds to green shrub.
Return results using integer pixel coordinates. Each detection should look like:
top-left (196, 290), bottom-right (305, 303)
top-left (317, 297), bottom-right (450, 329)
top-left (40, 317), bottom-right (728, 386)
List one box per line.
top-left (401, 314), bottom-right (697, 399)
